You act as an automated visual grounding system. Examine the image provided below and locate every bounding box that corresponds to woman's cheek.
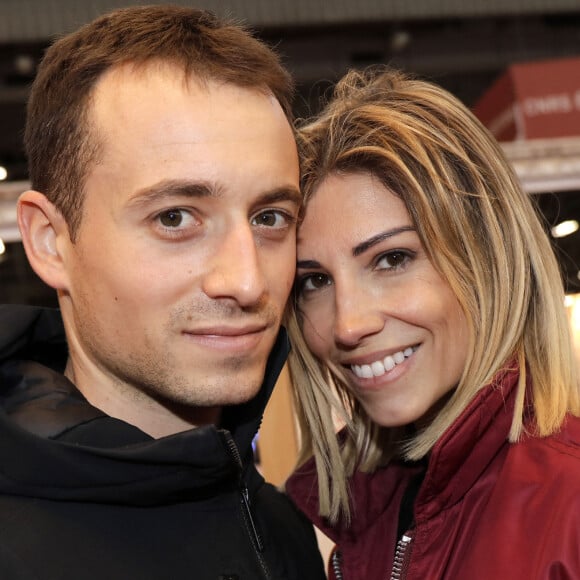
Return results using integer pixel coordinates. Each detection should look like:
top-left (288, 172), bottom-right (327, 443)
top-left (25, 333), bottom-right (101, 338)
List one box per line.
top-left (302, 313), bottom-right (332, 359)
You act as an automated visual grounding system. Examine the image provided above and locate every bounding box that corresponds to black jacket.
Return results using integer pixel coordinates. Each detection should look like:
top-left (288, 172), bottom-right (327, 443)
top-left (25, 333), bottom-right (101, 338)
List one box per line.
top-left (0, 305), bottom-right (325, 580)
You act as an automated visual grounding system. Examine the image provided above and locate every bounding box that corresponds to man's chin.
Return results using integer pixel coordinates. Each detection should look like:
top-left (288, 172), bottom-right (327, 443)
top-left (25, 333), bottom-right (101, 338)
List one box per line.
top-left (219, 378), bottom-right (264, 406)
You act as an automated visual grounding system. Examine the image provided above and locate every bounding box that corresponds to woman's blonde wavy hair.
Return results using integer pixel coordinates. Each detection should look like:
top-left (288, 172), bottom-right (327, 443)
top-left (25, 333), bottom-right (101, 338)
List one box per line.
top-left (286, 66), bottom-right (580, 523)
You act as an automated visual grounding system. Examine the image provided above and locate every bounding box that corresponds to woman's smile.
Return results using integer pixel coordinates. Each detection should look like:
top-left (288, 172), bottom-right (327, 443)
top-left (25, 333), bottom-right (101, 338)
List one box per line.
top-left (349, 345), bottom-right (419, 379)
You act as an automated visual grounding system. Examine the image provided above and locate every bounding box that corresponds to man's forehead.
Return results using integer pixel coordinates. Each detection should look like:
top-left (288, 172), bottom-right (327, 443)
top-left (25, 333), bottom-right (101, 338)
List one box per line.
top-left (92, 60), bottom-right (278, 110)
top-left (82, 61), bottom-right (299, 215)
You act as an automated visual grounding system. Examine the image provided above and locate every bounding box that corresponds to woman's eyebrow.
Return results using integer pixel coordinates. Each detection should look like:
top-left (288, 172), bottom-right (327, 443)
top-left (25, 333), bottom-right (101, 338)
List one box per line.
top-left (353, 226), bottom-right (415, 257)
top-left (296, 259), bottom-right (322, 270)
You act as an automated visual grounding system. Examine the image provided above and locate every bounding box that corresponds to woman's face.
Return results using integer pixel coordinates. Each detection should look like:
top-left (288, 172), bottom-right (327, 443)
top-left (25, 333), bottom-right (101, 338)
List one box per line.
top-left (296, 172), bottom-right (469, 428)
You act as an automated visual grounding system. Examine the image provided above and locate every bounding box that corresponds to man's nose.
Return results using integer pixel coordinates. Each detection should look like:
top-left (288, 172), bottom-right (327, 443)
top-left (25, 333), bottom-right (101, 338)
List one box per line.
top-left (202, 224), bottom-right (268, 307)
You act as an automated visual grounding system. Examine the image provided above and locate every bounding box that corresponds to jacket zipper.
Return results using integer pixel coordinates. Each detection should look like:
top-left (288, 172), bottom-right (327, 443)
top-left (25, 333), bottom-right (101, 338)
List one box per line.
top-left (331, 533), bottom-right (413, 580)
top-left (330, 549), bottom-right (344, 580)
top-left (390, 533), bottom-right (412, 580)
top-left (224, 433), bottom-right (271, 580)
top-left (330, 533), bottom-right (412, 580)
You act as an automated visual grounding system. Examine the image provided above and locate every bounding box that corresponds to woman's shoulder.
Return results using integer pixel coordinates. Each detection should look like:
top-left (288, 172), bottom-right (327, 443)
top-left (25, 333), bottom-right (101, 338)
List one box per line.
top-left (523, 413), bottom-right (580, 462)
top-left (505, 414), bottom-right (580, 487)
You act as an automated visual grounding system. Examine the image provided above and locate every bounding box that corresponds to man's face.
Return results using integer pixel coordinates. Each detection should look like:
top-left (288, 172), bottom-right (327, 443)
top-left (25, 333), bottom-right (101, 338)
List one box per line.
top-left (59, 64), bottom-right (300, 416)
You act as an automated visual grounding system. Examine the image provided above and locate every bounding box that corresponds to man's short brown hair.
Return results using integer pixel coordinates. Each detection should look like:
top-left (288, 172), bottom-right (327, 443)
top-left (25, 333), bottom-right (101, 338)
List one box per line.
top-left (24, 5), bottom-right (294, 239)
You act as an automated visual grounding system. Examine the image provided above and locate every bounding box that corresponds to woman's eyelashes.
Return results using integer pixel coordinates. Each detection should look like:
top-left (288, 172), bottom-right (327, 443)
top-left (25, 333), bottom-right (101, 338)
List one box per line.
top-left (374, 249), bottom-right (416, 272)
top-left (295, 272), bottom-right (332, 297)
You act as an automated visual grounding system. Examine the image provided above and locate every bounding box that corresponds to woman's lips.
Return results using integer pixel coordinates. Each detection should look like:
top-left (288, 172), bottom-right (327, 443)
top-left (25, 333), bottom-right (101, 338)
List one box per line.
top-left (349, 345), bottom-right (419, 379)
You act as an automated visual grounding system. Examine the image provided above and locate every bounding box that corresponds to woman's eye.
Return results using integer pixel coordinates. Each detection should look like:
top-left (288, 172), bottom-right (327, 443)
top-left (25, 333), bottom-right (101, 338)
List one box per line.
top-left (298, 273), bottom-right (331, 294)
top-left (376, 250), bottom-right (412, 270)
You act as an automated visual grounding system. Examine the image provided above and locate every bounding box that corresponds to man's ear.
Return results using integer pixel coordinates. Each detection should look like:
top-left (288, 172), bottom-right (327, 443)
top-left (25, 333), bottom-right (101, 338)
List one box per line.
top-left (17, 190), bottom-right (72, 291)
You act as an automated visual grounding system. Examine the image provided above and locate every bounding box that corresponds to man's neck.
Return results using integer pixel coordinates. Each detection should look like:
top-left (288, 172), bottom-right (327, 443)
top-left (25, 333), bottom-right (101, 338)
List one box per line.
top-left (64, 359), bottom-right (221, 438)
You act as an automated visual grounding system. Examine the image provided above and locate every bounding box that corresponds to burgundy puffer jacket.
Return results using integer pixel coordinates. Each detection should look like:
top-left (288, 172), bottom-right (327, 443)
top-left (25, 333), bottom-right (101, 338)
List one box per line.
top-left (287, 366), bottom-right (580, 579)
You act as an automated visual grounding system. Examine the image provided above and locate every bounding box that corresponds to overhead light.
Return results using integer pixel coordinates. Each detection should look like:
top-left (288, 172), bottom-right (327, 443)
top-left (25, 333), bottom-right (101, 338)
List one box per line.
top-left (0, 166), bottom-right (7, 181)
top-left (390, 30), bottom-right (411, 52)
top-left (14, 54), bottom-right (35, 76)
top-left (551, 219), bottom-right (579, 238)
top-left (0, 238), bottom-right (5, 255)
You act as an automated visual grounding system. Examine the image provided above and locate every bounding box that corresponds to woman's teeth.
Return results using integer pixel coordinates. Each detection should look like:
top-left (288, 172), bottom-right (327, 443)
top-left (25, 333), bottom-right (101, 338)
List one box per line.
top-left (351, 346), bottom-right (416, 379)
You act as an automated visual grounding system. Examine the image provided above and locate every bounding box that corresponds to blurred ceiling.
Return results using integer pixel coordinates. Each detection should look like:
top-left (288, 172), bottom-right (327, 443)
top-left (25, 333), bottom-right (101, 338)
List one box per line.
top-left (0, 0), bottom-right (579, 38)
top-left (2, 0), bottom-right (580, 302)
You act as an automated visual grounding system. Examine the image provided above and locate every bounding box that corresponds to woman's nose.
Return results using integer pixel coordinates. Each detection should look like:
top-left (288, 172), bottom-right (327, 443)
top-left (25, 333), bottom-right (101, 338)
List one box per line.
top-left (332, 290), bottom-right (385, 347)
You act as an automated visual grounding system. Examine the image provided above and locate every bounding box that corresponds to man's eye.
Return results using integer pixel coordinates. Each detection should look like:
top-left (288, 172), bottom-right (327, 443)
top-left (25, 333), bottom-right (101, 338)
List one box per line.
top-left (251, 210), bottom-right (289, 228)
top-left (158, 209), bottom-right (185, 228)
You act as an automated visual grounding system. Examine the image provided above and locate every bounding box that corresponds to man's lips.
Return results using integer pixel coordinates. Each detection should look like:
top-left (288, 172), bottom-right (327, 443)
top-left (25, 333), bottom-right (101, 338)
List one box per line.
top-left (181, 323), bottom-right (271, 353)
top-left (183, 323), bottom-right (269, 337)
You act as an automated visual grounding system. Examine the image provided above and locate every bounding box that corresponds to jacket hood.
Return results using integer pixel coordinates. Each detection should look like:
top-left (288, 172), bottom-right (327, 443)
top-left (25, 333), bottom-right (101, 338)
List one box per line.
top-left (0, 305), bottom-right (289, 506)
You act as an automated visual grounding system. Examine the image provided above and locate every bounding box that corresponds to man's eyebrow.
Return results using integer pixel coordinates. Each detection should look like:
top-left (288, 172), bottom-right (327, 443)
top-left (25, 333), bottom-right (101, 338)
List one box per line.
top-left (353, 226), bottom-right (415, 257)
top-left (126, 180), bottom-right (302, 208)
top-left (258, 186), bottom-right (302, 208)
top-left (127, 179), bottom-right (215, 207)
